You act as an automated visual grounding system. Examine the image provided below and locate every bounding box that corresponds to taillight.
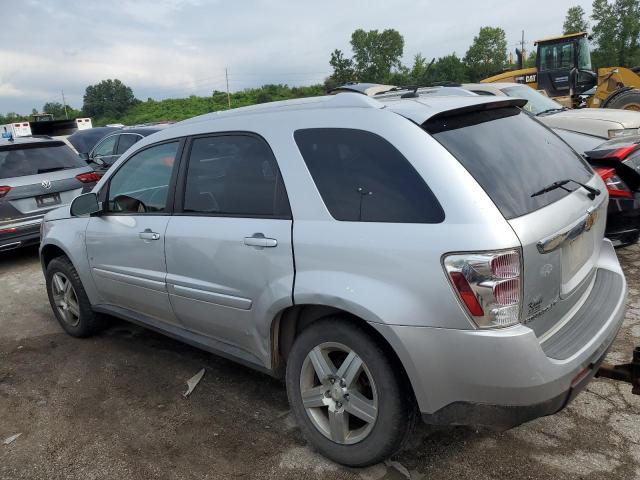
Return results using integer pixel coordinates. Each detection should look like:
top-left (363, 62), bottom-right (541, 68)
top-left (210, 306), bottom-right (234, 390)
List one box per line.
top-left (0, 186), bottom-right (11, 198)
top-left (595, 167), bottom-right (633, 199)
top-left (75, 172), bottom-right (101, 183)
top-left (608, 145), bottom-right (638, 161)
top-left (444, 249), bottom-right (522, 329)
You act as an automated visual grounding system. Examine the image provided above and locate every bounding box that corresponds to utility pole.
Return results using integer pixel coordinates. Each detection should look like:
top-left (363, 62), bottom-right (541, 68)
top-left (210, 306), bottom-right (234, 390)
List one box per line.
top-left (225, 68), bottom-right (231, 109)
top-left (520, 30), bottom-right (527, 62)
top-left (61, 89), bottom-right (69, 119)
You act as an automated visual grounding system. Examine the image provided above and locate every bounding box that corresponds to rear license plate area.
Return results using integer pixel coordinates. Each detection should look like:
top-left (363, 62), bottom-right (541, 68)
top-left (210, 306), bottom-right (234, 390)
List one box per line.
top-left (561, 231), bottom-right (594, 285)
top-left (36, 192), bottom-right (61, 208)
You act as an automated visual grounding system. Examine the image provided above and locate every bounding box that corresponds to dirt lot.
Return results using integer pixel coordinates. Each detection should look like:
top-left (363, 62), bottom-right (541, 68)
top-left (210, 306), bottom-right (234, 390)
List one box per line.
top-left (1, 245), bottom-right (639, 480)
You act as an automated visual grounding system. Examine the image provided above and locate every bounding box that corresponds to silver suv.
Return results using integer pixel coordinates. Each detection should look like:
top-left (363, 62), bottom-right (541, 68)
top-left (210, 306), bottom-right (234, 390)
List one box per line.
top-left (40, 93), bottom-right (627, 466)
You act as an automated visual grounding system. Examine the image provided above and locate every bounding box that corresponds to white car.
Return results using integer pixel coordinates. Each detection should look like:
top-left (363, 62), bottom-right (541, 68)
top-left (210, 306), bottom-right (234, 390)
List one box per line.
top-left (462, 83), bottom-right (640, 139)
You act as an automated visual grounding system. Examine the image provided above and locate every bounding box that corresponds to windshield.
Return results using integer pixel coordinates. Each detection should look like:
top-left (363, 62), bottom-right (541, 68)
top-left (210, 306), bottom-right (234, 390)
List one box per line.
top-left (501, 85), bottom-right (565, 115)
top-left (0, 142), bottom-right (86, 178)
top-left (578, 37), bottom-right (592, 71)
top-left (424, 107), bottom-right (593, 219)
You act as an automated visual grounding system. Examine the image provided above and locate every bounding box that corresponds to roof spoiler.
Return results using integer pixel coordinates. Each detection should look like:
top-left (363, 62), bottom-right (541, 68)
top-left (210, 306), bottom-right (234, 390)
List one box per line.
top-left (424, 98), bottom-right (527, 124)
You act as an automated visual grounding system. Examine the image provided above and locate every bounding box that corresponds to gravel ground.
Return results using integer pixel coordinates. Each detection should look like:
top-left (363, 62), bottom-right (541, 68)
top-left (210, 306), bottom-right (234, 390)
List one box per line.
top-left (0, 244), bottom-right (638, 480)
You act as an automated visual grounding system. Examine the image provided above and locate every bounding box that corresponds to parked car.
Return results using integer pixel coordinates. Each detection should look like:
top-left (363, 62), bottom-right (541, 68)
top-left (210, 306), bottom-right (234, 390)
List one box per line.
top-left (585, 135), bottom-right (640, 246)
top-left (0, 136), bottom-right (99, 251)
top-left (67, 126), bottom-right (121, 156)
top-left (40, 93), bottom-right (626, 466)
top-left (461, 82), bottom-right (640, 139)
top-left (333, 83), bottom-right (478, 98)
top-left (552, 129), bottom-right (640, 246)
top-left (81, 126), bottom-right (169, 176)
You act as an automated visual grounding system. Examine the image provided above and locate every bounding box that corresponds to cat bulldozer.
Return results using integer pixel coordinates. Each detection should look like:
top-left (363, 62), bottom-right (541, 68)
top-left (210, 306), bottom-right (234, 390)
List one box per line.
top-left (482, 31), bottom-right (640, 110)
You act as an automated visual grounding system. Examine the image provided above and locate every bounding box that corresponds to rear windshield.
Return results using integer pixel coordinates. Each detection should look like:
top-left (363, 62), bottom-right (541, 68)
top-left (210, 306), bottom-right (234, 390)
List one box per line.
top-left (0, 142), bottom-right (86, 178)
top-left (424, 107), bottom-right (593, 219)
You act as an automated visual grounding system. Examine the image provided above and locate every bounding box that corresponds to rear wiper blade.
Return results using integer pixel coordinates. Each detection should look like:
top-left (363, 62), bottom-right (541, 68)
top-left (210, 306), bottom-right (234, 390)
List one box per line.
top-left (531, 179), bottom-right (601, 200)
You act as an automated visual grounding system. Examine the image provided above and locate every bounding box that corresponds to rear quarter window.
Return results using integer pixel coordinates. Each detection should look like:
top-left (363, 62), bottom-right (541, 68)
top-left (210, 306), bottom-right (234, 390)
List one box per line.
top-left (424, 107), bottom-right (593, 219)
top-left (294, 128), bottom-right (444, 223)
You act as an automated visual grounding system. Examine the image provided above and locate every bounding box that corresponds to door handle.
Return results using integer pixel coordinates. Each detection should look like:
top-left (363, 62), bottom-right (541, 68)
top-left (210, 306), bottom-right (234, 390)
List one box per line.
top-left (139, 229), bottom-right (160, 241)
top-left (244, 234), bottom-right (277, 248)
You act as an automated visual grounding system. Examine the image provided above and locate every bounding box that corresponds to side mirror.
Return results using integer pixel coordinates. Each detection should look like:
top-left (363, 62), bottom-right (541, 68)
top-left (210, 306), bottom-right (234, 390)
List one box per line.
top-left (78, 152), bottom-right (89, 162)
top-left (70, 192), bottom-right (101, 217)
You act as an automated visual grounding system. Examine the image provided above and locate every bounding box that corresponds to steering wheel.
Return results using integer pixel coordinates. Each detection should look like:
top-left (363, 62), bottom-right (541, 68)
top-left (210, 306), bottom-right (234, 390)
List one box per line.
top-left (112, 195), bottom-right (147, 213)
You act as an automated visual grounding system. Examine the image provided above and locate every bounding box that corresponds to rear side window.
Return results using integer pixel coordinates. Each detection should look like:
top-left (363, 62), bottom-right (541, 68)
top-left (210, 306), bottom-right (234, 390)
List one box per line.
top-left (294, 128), bottom-right (444, 223)
top-left (425, 107), bottom-right (593, 219)
top-left (182, 135), bottom-right (290, 217)
top-left (93, 135), bottom-right (117, 157)
top-left (0, 142), bottom-right (86, 178)
top-left (116, 134), bottom-right (140, 154)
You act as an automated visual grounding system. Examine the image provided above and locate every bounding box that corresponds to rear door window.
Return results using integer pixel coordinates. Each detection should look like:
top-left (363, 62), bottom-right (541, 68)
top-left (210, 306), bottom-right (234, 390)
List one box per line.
top-left (116, 134), bottom-right (141, 154)
top-left (182, 135), bottom-right (290, 217)
top-left (0, 142), bottom-right (86, 178)
top-left (424, 107), bottom-right (593, 219)
top-left (93, 135), bottom-right (117, 158)
top-left (294, 128), bottom-right (444, 223)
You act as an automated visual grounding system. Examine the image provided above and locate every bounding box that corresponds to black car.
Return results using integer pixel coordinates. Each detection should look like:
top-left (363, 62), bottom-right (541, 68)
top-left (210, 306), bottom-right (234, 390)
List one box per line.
top-left (585, 135), bottom-right (640, 247)
top-left (81, 126), bottom-right (170, 176)
top-left (553, 129), bottom-right (640, 247)
top-left (67, 126), bottom-right (121, 156)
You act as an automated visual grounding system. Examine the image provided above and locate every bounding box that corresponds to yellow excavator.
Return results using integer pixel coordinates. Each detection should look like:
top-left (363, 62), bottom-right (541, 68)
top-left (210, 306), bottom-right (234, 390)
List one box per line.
top-left (482, 32), bottom-right (640, 110)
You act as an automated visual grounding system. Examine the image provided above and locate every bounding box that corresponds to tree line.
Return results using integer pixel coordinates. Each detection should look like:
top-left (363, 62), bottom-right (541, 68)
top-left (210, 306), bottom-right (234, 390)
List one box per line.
top-left (326, 0), bottom-right (639, 88)
top-left (2, 0), bottom-right (638, 127)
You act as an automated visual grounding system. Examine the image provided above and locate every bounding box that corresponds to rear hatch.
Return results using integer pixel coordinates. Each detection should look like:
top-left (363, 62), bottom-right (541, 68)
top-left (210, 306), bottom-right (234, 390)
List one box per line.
top-left (424, 106), bottom-right (606, 338)
top-left (0, 140), bottom-right (95, 221)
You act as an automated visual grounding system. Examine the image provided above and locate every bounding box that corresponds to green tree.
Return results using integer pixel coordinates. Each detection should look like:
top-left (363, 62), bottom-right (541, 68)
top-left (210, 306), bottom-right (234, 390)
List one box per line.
top-left (432, 54), bottom-right (469, 83)
top-left (326, 29), bottom-right (405, 86)
top-left (350, 28), bottom-right (404, 82)
top-left (325, 49), bottom-right (356, 89)
top-left (525, 50), bottom-right (537, 68)
top-left (563, 6), bottom-right (590, 34)
top-left (82, 79), bottom-right (137, 118)
top-left (591, 0), bottom-right (640, 67)
top-left (464, 26), bottom-right (508, 81)
top-left (42, 102), bottom-right (68, 119)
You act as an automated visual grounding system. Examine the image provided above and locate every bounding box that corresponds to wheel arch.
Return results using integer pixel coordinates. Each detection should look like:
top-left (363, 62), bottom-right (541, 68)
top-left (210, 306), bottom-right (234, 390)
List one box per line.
top-left (271, 304), bottom-right (419, 406)
top-left (40, 242), bottom-right (70, 270)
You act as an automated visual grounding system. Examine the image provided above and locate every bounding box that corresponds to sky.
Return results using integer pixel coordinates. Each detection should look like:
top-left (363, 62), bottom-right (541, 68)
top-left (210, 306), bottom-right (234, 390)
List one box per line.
top-left (0, 0), bottom-right (593, 114)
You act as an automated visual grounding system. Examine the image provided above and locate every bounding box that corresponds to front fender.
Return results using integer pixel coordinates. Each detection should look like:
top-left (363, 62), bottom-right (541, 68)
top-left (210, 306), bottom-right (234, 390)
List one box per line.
top-left (40, 218), bottom-right (102, 305)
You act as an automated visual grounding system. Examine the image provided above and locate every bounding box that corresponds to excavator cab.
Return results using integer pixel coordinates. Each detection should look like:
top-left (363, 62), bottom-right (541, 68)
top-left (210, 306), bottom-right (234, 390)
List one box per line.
top-left (535, 33), bottom-right (596, 100)
top-left (483, 31), bottom-right (640, 110)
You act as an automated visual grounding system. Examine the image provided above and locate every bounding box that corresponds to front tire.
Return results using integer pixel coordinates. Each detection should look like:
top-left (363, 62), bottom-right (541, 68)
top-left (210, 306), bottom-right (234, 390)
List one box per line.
top-left (45, 256), bottom-right (102, 338)
top-left (285, 318), bottom-right (415, 466)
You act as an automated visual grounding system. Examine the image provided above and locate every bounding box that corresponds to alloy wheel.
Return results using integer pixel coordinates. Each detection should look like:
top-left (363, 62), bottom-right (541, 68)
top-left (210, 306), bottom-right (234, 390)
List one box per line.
top-left (51, 272), bottom-right (80, 328)
top-left (299, 342), bottom-right (378, 445)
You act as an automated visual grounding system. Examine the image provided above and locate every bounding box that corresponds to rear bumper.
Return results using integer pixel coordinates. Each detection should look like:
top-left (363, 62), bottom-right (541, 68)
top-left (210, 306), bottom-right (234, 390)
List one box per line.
top-left (370, 239), bottom-right (626, 428)
top-left (0, 217), bottom-right (42, 251)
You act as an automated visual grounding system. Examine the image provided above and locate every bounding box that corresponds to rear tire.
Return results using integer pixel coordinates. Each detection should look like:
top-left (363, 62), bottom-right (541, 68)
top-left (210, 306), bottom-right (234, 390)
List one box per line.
top-left (606, 89), bottom-right (640, 111)
top-left (285, 318), bottom-right (415, 467)
top-left (45, 256), bottom-right (103, 338)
